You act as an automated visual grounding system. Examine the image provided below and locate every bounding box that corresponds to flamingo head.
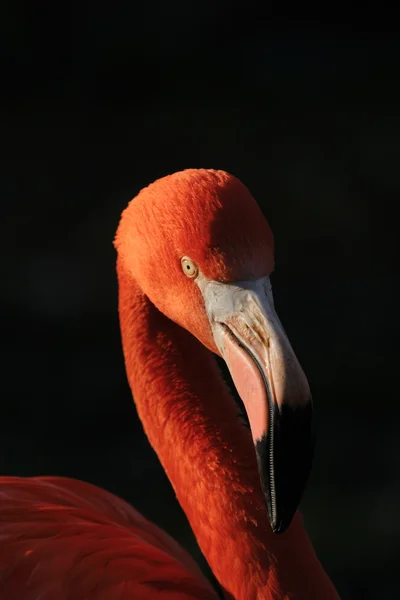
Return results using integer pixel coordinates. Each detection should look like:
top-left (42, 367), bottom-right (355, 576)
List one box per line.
top-left (115, 168), bottom-right (314, 534)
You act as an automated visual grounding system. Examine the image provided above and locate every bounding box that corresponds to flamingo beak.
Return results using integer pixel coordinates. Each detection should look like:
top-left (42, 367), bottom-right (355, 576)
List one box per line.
top-left (198, 275), bottom-right (315, 534)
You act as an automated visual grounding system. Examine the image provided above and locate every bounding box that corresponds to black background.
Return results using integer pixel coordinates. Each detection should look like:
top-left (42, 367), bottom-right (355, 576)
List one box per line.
top-left (1, 4), bottom-right (399, 599)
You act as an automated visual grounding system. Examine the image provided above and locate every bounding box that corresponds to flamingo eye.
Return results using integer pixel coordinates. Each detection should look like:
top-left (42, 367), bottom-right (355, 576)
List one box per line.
top-left (181, 257), bottom-right (198, 279)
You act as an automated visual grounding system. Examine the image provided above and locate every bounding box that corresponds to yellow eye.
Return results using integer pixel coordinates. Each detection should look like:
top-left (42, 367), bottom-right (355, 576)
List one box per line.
top-left (181, 256), bottom-right (198, 278)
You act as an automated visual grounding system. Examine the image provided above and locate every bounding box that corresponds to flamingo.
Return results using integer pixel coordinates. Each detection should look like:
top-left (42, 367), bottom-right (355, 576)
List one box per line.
top-left (0, 169), bottom-right (340, 600)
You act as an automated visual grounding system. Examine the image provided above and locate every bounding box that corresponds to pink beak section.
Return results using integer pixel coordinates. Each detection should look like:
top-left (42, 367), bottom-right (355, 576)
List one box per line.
top-left (199, 275), bottom-right (315, 534)
top-left (221, 326), bottom-right (269, 443)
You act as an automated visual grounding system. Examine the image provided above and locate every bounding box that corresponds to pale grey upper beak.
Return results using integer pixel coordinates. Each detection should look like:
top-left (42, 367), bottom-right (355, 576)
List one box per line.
top-left (197, 275), bottom-right (311, 416)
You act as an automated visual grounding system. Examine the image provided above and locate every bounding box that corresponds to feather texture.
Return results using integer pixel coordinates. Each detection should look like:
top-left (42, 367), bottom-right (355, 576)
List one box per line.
top-left (0, 476), bottom-right (218, 600)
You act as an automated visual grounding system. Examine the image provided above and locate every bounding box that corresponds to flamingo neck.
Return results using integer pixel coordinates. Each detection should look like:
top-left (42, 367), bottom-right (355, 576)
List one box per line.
top-left (118, 265), bottom-right (340, 600)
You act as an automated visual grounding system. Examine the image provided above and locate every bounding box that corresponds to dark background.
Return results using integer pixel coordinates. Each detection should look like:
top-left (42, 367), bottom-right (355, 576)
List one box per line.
top-left (1, 4), bottom-right (399, 599)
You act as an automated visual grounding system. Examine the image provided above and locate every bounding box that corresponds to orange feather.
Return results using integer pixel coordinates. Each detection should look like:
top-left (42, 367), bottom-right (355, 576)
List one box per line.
top-left (0, 477), bottom-right (218, 599)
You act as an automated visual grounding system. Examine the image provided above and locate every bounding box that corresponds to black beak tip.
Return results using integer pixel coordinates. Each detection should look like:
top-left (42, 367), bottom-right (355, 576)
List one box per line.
top-left (255, 401), bottom-right (315, 537)
top-left (270, 514), bottom-right (293, 535)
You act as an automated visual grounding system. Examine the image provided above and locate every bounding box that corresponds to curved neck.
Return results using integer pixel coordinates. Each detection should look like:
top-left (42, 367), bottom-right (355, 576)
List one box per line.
top-left (118, 264), bottom-right (340, 600)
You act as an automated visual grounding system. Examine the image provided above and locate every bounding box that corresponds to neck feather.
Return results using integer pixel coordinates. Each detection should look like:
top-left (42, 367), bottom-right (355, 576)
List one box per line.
top-left (118, 263), bottom-right (340, 600)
